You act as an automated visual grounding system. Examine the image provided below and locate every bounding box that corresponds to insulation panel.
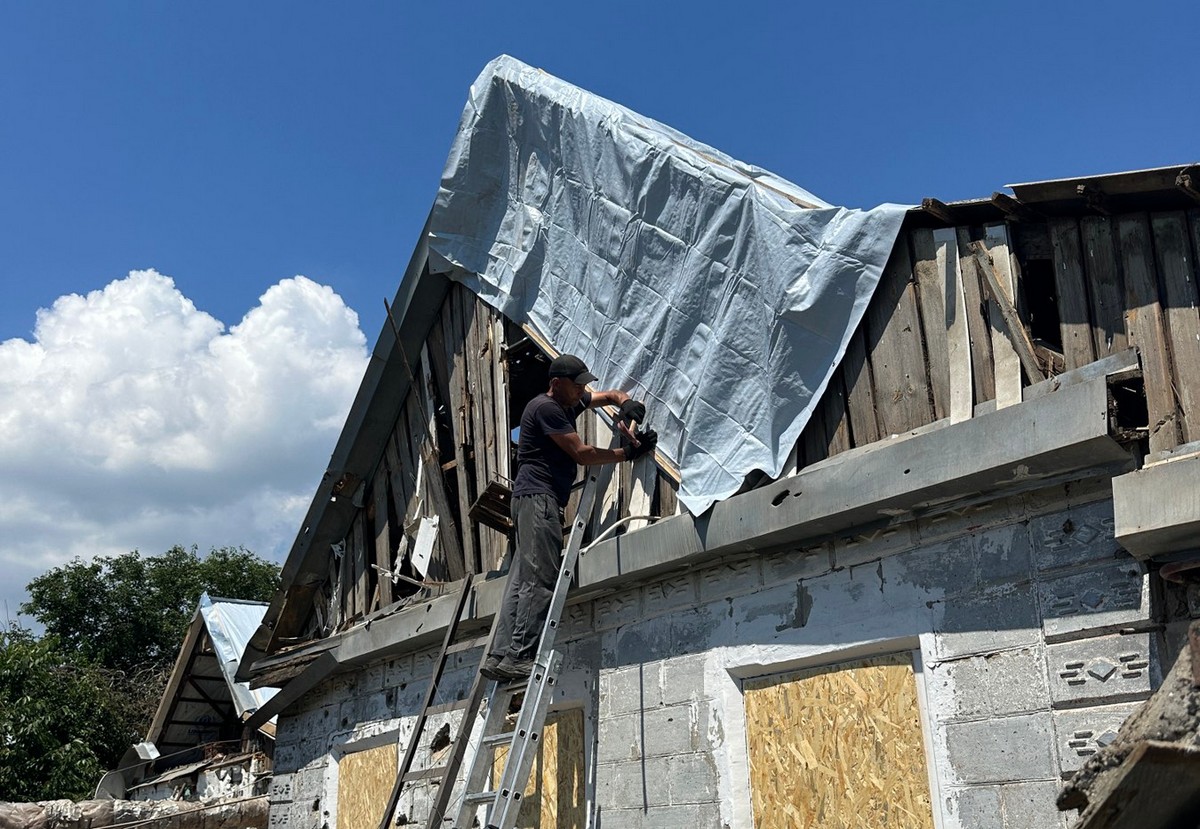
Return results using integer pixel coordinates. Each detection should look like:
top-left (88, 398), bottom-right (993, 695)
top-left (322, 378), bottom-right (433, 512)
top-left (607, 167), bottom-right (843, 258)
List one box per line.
top-left (337, 743), bottom-right (398, 829)
top-left (743, 652), bottom-right (934, 829)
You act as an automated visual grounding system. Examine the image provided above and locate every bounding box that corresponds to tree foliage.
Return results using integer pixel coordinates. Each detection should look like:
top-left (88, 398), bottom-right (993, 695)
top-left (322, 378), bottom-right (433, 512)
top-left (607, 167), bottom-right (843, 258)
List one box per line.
top-left (22, 545), bottom-right (280, 675)
top-left (0, 626), bottom-right (143, 801)
top-left (2, 545), bottom-right (280, 802)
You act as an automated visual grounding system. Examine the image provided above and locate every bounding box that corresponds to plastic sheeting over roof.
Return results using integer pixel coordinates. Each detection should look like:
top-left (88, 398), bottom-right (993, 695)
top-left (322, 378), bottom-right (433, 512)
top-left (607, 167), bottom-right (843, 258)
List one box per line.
top-left (429, 56), bottom-right (909, 514)
top-left (198, 594), bottom-right (278, 720)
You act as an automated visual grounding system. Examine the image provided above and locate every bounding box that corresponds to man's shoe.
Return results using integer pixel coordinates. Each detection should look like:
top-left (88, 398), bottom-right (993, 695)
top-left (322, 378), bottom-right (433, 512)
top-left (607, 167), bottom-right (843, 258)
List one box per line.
top-left (480, 654), bottom-right (506, 680)
top-left (495, 655), bottom-right (535, 680)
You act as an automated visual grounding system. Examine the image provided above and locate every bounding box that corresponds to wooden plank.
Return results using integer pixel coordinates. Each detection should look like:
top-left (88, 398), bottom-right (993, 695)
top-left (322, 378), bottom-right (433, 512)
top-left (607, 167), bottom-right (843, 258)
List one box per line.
top-left (372, 465), bottom-right (393, 608)
top-left (352, 511), bottom-right (370, 616)
top-left (833, 326), bottom-right (876, 448)
top-left (822, 372), bottom-right (852, 458)
top-left (656, 470), bottom-right (678, 518)
top-left (983, 224), bottom-right (1023, 406)
top-left (801, 410), bottom-right (828, 466)
top-left (491, 315), bottom-right (512, 486)
top-left (1049, 218), bottom-right (1097, 370)
top-left (864, 237), bottom-right (933, 436)
top-left (1076, 741), bottom-right (1200, 829)
top-left (1118, 214), bottom-right (1180, 453)
top-left (383, 433), bottom-right (412, 583)
top-left (418, 344), bottom-right (466, 580)
top-left (1080, 216), bottom-right (1128, 358)
top-left (1151, 211), bottom-right (1200, 444)
top-left (955, 228), bottom-right (995, 404)
top-left (909, 229), bottom-right (949, 422)
top-left (743, 653), bottom-right (934, 829)
top-left (442, 290), bottom-right (479, 574)
top-left (335, 535), bottom-right (350, 629)
top-left (934, 228), bottom-right (973, 423)
top-left (971, 242), bottom-right (1044, 386)
top-left (473, 301), bottom-right (507, 570)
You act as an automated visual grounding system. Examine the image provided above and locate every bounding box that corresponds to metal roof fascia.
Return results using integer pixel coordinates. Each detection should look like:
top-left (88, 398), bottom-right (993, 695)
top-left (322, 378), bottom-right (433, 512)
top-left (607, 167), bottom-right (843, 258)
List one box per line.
top-left (240, 212), bottom-right (448, 673)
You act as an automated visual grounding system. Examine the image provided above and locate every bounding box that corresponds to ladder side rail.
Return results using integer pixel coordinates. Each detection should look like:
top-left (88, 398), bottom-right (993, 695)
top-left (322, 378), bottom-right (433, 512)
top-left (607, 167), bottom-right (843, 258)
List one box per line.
top-left (423, 573), bottom-right (515, 829)
top-left (447, 677), bottom-right (517, 829)
top-left (486, 651), bottom-right (564, 829)
top-left (378, 574), bottom-right (475, 829)
top-left (445, 428), bottom-right (627, 829)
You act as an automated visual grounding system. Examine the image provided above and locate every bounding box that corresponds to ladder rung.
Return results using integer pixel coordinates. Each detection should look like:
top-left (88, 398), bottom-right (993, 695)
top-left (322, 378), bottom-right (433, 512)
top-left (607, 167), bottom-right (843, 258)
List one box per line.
top-left (446, 634), bottom-right (490, 655)
top-left (401, 764), bottom-right (448, 783)
top-left (480, 731), bottom-right (515, 748)
top-left (463, 790), bottom-right (498, 806)
top-left (426, 697), bottom-right (472, 717)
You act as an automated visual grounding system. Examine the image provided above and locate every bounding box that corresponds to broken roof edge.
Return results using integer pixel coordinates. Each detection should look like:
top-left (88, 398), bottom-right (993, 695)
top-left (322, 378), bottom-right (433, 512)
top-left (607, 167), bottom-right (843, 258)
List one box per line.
top-left (239, 217), bottom-right (446, 673)
top-left (147, 594), bottom-right (281, 753)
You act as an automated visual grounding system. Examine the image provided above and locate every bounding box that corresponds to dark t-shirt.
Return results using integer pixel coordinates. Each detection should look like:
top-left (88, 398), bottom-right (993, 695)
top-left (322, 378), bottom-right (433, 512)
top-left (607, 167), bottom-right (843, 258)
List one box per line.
top-left (511, 391), bottom-right (591, 506)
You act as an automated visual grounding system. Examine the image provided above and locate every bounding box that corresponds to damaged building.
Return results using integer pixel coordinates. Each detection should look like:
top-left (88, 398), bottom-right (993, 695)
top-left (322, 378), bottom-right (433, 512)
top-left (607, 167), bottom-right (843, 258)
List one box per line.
top-left (98, 595), bottom-right (278, 814)
top-left (238, 56), bottom-right (1200, 829)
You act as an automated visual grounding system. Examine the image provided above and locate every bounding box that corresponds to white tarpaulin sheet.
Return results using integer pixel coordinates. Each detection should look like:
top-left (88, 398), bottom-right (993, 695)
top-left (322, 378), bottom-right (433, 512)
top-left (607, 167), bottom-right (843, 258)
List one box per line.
top-left (429, 55), bottom-right (908, 514)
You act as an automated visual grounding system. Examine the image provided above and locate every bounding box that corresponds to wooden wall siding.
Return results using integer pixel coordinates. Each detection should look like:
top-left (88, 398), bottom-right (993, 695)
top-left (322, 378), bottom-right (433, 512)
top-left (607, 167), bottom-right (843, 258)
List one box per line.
top-left (1119, 215), bottom-right (1183, 454)
top-left (1151, 212), bottom-right (1200, 445)
top-left (303, 283), bottom-right (682, 638)
top-left (795, 208), bottom-right (1200, 475)
top-left (303, 208), bottom-right (1199, 638)
top-left (983, 224), bottom-right (1024, 407)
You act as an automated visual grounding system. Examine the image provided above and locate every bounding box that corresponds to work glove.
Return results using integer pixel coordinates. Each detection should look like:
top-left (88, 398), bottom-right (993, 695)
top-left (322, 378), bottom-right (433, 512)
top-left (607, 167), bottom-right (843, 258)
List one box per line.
top-left (624, 427), bottom-right (658, 461)
top-left (618, 399), bottom-right (646, 425)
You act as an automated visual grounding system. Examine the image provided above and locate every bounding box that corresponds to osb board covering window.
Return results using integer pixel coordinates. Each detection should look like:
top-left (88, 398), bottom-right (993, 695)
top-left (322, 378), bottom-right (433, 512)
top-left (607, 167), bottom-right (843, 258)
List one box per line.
top-left (337, 742), bottom-right (397, 829)
top-left (743, 652), bottom-right (934, 829)
top-left (491, 708), bottom-right (586, 829)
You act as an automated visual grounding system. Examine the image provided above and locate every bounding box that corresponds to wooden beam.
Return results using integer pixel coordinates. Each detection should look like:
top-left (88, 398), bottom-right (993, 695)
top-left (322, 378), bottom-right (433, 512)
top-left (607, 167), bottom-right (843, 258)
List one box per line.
top-left (1080, 217), bottom-right (1128, 358)
top-left (990, 192), bottom-right (1042, 223)
top-left (982, 225), bottom-right (1024, 406)
top-left (1176, 165), bottom-right (1200, 204)
top-left (956, 228), bottom-right (996, 405)
top-left (1048, 218), bottom-right (1097, 370)
top-left (934, 228), bottom-right (973, 423)
top-left (910, 229), bottom-right (949, 421)
top-left (920, 197), bottom-right (957, 225)
top-left (1118, 214), bottom-right (1180, 453)
top-left (1075, 741), bottom-right (1200, 829)
top-left (971, 243), bottom-right (1045, 385)
top-left (372, 466), bottom-right (393, 608)
top-left (1151, 212), bottom-right (1200, 444)
top-left (864, 237), bottom-right (932, 435)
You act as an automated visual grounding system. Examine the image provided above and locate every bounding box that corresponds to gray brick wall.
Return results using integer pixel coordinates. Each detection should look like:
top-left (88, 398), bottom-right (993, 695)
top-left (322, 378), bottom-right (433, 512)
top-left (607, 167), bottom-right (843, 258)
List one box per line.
top-left (267, 485), bottom-right (1154, 829)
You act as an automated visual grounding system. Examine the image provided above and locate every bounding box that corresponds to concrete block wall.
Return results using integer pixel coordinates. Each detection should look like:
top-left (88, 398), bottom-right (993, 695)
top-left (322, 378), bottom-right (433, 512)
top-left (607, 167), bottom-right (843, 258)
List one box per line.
top-left (269, 479), bottom-right (1157, 829)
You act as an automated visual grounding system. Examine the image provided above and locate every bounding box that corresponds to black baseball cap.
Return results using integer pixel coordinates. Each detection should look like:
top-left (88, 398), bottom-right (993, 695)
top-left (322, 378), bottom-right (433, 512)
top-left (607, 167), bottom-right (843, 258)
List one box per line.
top-left (548, 354), bottom-right (598, 385)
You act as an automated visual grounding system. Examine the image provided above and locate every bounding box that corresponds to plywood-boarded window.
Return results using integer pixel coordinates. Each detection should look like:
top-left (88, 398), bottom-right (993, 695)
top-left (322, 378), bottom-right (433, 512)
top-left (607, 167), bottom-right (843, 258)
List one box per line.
top-left (337, 742), bottom-right (397, 829)
top-left (743, 652), bottom-right (934, 829)
top-left (491, 708), bottom-right (586, 829)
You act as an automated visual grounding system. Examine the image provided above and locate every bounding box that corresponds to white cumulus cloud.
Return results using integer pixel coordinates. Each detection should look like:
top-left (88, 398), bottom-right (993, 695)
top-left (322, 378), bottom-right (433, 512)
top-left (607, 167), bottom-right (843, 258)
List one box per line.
top-left (0, 269), bottom-right (368, 620)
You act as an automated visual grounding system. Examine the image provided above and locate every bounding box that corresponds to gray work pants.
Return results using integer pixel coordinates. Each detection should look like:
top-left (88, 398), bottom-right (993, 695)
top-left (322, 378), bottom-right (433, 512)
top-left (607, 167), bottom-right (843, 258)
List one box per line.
top-left (491, 493), bottom-right (563, 661)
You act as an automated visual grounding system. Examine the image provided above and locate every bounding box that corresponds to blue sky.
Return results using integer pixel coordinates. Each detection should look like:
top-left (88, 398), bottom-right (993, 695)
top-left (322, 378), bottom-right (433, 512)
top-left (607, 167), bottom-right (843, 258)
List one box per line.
top-left (0, 1), bottom-right (1196, 617)
top-left (3, 2), bottom-right (1196, 345)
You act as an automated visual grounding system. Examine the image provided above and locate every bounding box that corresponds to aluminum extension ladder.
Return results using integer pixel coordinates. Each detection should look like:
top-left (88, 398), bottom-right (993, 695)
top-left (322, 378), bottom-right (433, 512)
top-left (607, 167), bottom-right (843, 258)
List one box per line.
top-left (379, 426), bottom-right (639, 829)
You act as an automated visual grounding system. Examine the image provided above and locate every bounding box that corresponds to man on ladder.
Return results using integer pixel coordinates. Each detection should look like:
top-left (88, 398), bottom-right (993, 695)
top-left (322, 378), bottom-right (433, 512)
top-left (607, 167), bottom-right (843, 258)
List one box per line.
top-left (481, 353), bottom-right (657, 681)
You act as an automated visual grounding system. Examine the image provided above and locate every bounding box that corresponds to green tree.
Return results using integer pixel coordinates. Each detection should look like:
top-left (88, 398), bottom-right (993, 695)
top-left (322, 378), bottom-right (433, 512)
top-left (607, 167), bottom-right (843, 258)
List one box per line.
top-left (0, 626), bottom-right (142, 801)
top-left (22, 545), bottom-right (280, 675)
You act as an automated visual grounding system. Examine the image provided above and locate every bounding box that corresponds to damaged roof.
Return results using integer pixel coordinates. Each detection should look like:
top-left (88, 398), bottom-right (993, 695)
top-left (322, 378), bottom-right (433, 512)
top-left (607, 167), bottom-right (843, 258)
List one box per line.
top-left (147, 594), bottom-right (279, 757)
